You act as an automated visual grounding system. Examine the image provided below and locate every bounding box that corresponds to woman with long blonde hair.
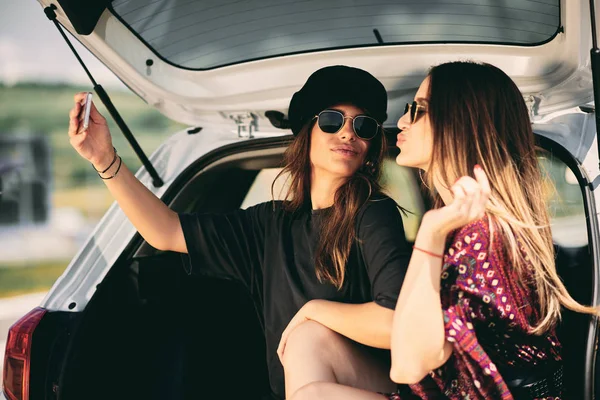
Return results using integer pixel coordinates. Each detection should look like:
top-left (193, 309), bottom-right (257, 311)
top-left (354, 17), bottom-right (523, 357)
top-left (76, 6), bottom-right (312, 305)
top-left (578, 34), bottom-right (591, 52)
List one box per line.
top-left (290, 61), bottom-right (598, 400)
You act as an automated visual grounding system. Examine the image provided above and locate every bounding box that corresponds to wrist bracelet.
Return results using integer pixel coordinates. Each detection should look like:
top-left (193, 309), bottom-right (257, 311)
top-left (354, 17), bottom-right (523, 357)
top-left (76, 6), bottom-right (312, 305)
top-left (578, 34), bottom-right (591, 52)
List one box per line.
top-left (93, 147), bottom-right (117, 174)
top-left (413, 245), bottom-right (444, 259)
top-left (98, 155), bottom-right (122, 180)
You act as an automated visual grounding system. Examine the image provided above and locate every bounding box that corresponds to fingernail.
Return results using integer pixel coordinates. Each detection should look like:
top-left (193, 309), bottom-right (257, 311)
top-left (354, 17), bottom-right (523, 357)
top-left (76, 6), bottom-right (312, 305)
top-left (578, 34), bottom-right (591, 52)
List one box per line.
top-left (474, 164), bottom-right (482, 170)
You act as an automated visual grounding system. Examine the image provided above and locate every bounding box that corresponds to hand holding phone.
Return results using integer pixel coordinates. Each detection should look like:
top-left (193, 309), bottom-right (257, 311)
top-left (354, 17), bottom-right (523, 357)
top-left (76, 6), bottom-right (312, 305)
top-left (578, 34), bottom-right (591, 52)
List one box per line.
top-left (77, 92), bottom-right (93, 134)
top-left (69, 91), bottom-right (114, 168)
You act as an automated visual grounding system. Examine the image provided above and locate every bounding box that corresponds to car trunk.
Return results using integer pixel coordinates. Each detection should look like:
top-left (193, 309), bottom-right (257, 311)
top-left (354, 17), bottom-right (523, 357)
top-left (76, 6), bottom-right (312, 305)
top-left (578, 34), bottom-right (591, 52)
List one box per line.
top-left (45, 132), bottom-right (597, 400)
top-left (55, 251), bottom-right (270, 400)
top-left (53, 150), bottom-right (280, 400)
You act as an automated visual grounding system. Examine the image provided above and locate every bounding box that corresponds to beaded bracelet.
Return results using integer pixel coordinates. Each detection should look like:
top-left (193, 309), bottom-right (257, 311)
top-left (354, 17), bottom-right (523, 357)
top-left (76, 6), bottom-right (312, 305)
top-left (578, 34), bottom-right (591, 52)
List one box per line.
top-left (92, 147), bottom-right (117, 174)
top-left (412, 245), bottom-right (444, 259)
top-left (98, 155), bottom-right (122, 180)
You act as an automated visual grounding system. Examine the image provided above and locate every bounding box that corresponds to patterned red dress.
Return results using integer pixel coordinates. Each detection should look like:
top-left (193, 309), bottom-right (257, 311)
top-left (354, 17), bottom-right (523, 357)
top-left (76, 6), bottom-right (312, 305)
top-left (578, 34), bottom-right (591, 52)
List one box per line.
top-left (387, 217), bottom-right (562, 400)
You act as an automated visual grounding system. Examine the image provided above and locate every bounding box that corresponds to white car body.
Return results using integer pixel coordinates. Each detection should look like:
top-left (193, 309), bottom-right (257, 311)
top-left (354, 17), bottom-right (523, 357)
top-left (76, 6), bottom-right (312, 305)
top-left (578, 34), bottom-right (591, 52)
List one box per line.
top-left (2, 0), bottom-right (599, 399)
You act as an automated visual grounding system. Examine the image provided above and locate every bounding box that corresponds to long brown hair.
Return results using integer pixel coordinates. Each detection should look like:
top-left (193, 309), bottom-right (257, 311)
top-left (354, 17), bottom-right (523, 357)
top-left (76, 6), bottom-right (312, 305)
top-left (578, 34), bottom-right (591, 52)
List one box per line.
top-left (423, 61), bottom-right (598, 333)
top-left (272, 118), bottom-right (387, 289)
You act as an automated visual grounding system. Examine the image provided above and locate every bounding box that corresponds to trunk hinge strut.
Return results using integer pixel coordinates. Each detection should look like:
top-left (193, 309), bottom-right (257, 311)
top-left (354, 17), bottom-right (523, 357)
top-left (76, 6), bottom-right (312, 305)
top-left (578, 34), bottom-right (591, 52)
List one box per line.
top-left (590, 0), bottom-right (600, 171)
top-left (43, 4), bottom-right (163, 187)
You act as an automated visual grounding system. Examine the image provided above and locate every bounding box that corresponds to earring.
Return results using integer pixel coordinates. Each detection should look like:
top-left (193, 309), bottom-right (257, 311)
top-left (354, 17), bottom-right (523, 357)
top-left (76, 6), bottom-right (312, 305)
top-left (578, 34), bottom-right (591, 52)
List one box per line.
top-left (419, 169), bottom-right (431, 190)
top-left (364, 160), bottom-right (376, 175)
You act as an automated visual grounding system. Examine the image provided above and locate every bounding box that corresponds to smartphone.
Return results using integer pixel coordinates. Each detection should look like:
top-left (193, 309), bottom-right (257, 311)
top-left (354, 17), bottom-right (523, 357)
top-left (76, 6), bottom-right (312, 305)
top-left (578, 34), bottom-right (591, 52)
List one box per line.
top-left (78, 92), bottom-right (93, 133)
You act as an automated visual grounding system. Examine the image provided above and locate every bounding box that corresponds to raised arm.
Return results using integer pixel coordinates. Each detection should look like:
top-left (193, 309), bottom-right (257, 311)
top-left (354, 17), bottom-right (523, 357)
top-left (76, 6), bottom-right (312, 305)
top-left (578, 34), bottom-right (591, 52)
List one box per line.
top-left (390, 166), bottom-right (490, 384)
top-left (68, 92), bottom-right (185, 253)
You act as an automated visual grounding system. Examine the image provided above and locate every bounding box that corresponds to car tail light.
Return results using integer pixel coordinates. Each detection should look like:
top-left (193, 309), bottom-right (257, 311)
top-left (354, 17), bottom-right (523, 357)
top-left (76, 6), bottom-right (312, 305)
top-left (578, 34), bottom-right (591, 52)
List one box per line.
top-left (2, 307), bottom-right (46, 400)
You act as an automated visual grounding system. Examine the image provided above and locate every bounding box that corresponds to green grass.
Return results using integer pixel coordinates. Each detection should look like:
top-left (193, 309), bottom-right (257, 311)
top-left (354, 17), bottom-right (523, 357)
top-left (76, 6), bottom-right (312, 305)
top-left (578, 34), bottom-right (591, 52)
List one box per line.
top-left (53, 185), bottom-right (114, 219)
top-left (0, 261), bottom-right (69, 298)
top-left (0, 83), bottom-right (181, 135)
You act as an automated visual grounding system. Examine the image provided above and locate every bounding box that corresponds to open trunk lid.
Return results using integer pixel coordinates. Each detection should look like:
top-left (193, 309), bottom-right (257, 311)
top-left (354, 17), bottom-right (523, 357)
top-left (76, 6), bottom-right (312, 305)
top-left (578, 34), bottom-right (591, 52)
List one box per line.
top-left (36, 0), bottom-right (593, 129)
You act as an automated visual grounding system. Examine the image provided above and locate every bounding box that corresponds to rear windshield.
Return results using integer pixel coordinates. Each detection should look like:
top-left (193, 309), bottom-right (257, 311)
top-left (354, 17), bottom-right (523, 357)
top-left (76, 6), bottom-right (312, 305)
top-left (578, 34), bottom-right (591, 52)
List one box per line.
top-left (110, 0), bottom-right (560, 70)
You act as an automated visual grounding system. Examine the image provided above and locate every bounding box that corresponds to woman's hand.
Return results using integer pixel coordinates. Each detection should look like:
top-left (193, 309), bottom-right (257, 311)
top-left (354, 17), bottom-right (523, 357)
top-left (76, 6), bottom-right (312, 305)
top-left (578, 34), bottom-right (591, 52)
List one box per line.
top-left (421, 165), bottom-right (491, 237)
top-left (277, 300), bottom-right (320, 362)
top-left (68, 92), bottom-right (114, 171)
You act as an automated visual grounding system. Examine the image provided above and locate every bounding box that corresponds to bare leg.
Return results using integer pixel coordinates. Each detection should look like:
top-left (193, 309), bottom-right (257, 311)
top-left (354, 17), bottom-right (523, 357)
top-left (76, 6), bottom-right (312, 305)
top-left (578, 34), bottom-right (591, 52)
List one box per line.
top-left (290, 382), bottom-right (391, 400)
top-left (281, 320), bottom-right (396, 399)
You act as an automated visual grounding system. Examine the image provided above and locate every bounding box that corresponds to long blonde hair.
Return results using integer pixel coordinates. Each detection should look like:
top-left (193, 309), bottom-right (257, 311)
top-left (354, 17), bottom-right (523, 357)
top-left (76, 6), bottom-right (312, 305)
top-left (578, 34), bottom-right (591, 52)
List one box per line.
top-left (424, 61), bottom-right (598, 333)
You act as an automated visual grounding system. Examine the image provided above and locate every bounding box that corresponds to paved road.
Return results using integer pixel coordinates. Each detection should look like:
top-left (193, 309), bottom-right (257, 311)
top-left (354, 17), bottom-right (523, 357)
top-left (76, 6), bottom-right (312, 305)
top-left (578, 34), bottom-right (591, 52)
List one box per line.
top-left (0, 292), bottom-right (47, 377)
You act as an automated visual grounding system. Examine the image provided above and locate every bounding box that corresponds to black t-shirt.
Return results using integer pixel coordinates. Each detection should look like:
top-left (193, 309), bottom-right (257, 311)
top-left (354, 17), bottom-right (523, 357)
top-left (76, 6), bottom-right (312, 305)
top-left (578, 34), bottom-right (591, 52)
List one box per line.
top-left (179, 196), bottom-right (411, 398)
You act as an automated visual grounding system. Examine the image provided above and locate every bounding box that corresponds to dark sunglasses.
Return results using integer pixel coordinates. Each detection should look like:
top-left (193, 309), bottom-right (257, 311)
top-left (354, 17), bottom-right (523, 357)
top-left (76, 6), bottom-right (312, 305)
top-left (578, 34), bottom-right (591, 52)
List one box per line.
top-left (313, 110), bottom-right (381, 140)
top-left (404, 101), bottom-right (428, 125)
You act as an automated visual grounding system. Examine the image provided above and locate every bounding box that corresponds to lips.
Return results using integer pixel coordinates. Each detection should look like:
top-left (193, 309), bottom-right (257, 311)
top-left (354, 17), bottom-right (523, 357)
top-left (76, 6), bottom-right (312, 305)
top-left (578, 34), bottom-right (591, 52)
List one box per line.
top-left (396, 134), bottom-right (407, 147)
top-left (331, 145), bottom-right (359, 156)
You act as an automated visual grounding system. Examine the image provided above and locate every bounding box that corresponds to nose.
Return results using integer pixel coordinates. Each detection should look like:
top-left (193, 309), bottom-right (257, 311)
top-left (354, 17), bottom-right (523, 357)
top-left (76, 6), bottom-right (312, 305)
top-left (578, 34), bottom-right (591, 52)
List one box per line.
top-left (339, 117), bottom-right (357, 141)
top-left (397, 110), bottom-right (411, 131)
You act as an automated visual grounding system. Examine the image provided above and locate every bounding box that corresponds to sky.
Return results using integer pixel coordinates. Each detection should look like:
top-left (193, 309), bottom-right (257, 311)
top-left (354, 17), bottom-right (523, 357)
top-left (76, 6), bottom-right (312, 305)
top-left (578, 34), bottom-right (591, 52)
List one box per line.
top-left (1, 0), bottom-right (124, 88)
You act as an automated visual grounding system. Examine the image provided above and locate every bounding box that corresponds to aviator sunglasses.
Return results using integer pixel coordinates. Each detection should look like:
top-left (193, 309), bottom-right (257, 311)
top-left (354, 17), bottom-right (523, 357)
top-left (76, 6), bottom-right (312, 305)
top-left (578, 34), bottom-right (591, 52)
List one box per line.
top-left (404, 101), bottom-right (428, 125)
top-left (313, 110), bottom-right (381, 140)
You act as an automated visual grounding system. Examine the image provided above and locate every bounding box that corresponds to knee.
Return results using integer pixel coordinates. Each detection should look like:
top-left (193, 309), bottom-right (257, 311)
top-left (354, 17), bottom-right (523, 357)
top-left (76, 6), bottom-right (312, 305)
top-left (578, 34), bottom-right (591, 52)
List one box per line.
top-left (282, 320), bottom-right (340, 365)
top-left (289, 382), bottom-right (328, 400)
top-left (286, 320), bottom-right (339, 352)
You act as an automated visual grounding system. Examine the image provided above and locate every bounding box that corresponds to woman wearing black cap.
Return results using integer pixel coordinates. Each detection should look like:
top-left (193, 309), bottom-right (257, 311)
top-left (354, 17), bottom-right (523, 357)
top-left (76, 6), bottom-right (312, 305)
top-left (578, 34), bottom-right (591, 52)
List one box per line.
top-left (67, 65), bottom-right (410, 399)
